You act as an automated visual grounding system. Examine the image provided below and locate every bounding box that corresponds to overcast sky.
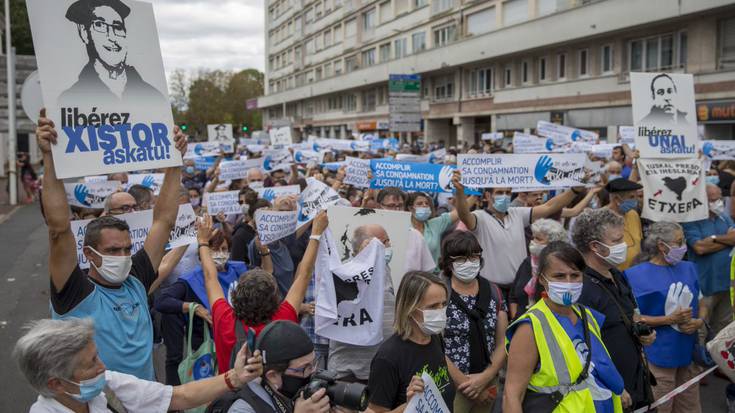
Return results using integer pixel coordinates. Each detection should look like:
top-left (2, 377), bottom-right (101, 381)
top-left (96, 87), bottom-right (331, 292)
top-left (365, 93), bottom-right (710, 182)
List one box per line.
top-left (152, 0), bottom-right (265, 75)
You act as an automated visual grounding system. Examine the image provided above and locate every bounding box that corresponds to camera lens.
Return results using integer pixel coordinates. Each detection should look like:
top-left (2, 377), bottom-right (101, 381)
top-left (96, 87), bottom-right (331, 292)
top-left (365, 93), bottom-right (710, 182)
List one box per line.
top-left (328, 381), bottom-right (369, 411)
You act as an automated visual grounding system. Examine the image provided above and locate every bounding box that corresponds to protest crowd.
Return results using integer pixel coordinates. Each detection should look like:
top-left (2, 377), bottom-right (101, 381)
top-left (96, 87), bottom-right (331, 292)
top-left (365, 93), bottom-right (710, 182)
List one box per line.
top-left (14, 100), bottom-right (735, 413)
top-left (9, 3), bottom-right (735, 411)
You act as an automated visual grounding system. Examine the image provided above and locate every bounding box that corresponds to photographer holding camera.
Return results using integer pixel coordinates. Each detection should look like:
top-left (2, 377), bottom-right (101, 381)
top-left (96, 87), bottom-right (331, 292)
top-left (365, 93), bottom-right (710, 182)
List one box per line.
top-left (209, 320), bottom-right (367, 413)
top-left (572, 209), bottom-right (657, 411)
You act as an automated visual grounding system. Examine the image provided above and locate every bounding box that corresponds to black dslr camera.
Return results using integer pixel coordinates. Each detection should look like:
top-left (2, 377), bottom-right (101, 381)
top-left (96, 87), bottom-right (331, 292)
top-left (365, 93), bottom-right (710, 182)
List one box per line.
top-left (632, 321), bottom-right (653, 338)
top-left (301, 371), bottom-right (369, 411)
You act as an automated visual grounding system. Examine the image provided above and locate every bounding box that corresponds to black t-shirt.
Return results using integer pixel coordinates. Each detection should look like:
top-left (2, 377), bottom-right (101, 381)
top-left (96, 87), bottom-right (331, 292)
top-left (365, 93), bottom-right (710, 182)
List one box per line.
top-left (368, 334), bottom-right (455, 411)
top-left (578, 267), bottom-right (651, 408)
top-left (51, 249), bottom-right (157, 315)
top-left (510, 256), bottom-right (533, 318)
top-left (230, 222), bottom-right (257, 264)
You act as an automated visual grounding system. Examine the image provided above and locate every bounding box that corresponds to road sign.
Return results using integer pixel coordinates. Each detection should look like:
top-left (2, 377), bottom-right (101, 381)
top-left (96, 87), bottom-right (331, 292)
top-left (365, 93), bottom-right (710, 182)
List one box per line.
top-left (389, 74), bottom-right (422, 133)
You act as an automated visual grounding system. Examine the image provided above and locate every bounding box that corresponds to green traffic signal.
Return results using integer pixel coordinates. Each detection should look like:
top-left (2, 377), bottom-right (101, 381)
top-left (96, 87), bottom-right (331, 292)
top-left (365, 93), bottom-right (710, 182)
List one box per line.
top-left (242, 125), bottom-right (249, 132)
top-left (180, 124), bottom-right (188, 132)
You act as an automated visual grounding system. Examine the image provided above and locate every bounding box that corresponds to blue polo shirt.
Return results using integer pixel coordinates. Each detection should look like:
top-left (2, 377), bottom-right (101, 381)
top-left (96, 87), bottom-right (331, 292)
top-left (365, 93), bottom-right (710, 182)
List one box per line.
top-left (682, 214), bottom-right (734, 296)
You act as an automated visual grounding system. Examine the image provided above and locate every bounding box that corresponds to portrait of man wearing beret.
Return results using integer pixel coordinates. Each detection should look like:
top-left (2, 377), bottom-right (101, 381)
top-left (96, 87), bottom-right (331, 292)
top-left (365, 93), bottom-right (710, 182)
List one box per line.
top-left (59, 0), bottom-right (167, 106)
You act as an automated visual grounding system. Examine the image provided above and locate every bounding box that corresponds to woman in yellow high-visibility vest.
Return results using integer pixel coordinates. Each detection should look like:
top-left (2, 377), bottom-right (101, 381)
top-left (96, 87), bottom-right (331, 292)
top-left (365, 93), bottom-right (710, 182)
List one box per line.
top-left (503, 241), bottom-right (624, 413)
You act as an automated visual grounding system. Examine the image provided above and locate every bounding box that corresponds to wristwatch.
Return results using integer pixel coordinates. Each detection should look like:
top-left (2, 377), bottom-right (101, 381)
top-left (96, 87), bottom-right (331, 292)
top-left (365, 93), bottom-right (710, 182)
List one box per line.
top-left (711, 235), bottom-right (719, 244)
top-left (309, 234), bottom-right (322, 242)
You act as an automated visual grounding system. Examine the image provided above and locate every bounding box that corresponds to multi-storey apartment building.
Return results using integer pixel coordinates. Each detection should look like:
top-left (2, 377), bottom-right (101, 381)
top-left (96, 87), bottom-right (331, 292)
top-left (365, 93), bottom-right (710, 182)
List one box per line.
top-left (258, 0), bottom-right (735, 146)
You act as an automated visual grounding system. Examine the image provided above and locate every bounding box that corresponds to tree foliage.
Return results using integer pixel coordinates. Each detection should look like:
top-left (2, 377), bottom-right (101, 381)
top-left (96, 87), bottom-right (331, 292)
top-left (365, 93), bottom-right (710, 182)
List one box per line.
top-left (170, 68), bottom-right (263, 139)
top-left (3, 0), bottom-right (36, 56)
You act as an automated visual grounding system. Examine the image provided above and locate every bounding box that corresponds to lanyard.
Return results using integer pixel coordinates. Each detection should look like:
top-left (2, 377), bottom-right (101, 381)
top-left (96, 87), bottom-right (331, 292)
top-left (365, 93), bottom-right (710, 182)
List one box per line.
top-left (261, 381), bottom-right (293, 413)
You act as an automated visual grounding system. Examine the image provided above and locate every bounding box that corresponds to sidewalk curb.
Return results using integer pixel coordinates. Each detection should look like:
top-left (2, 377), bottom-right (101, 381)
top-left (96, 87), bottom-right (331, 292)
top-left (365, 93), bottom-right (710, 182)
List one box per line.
top-left (0, 205), bottom-right (22, 225)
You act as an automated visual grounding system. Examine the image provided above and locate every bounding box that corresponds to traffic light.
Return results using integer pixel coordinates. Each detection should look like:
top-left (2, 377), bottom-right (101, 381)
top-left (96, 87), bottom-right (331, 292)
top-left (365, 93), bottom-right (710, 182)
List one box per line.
top-left (241, 125), bottom-right (249, 132)
top-left (180, 124), bottom-right (188, 132)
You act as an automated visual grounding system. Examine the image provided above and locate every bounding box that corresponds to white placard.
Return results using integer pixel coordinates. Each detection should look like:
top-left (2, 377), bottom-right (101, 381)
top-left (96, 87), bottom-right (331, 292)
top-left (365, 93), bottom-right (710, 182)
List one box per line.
top-left (269, 126), bottom-right (293, 146)
top-left (458, 153), bottom-right (587, 188)
top-left (127, 173), bottom-right (164, 195)
top-left (219, 160), bottom-right (250, 181)
top-left (536, 121), bottom-right (599, 144)
top-left (167, 204), bottom-right (197, 249)
top-left (404, 373), bottom-right (451, 413)
top-left (65, 180), bottom-right (120, 208)
top-left (631, 72), bottom-right (698, 158)
top-left (512, 132), bottom-right (552, 154)
top-left (254, 209), bottom-right (298, 245)
top-left (344, 156), bottom-right (370, 188)
top-left (84, 175), bottom-right (108, 184)
top-left (293, 150), bottom-right (326, 164)
top-left (327, 206), bottom-right (411, 290)
top-left (256, 184), bottom-right (301, 202)
top-left (207, 124), bottom-right (235, 153)
top-left (262, 149), bottom-right (293, 172)
top-left (21, 70), bottom-right (43, 124)
top-left (246, 144), bottom-right (267, 153)
top-left (26, 0), bottom-right (181, 178)
top-left (701, 140), bottom-right (735, 160)
top-left (185, 142), bottom-right (220, 159)
top-left (638, 158), bottom-right (707, 223)
top-left (481, 132), bottom-right (504, 141)
top-left (297, 178), bottom-right (342, 228)
top-left (204, 190), bottom-right (240, 215)
top-left (619, 126), bottom-right (636, 145)
top-left (396, 153), bottom-right (429, 163)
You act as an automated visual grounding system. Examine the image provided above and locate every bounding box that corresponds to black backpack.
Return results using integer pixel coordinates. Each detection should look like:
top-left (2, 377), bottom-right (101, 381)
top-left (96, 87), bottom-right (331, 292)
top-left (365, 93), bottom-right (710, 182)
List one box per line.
top-left (205, 384), bottom-right (278, 413)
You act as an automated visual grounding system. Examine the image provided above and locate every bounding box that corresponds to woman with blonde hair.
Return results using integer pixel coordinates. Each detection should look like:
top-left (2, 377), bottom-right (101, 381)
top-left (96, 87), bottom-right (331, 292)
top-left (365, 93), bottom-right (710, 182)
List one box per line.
top-left (368, 271), bottom-right (456, 412)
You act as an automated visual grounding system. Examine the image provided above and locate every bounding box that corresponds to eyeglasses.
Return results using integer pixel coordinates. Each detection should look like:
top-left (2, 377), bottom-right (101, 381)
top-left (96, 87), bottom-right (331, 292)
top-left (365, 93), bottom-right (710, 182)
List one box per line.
top-left (381, 203), bottom-right (404, 210)
top-left (91, 20), bottom-right (127, 38)
top-left (450, 254), bottom-right (481, 265)
top-left (286, 356), bottom-right (321, 376)
top-left (110, 204), bottom-right (138, 214)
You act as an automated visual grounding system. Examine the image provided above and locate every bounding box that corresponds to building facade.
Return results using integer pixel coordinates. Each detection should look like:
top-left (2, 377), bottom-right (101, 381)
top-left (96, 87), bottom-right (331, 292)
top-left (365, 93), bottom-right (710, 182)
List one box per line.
top-left (258, 0), bottom-right (735, 146)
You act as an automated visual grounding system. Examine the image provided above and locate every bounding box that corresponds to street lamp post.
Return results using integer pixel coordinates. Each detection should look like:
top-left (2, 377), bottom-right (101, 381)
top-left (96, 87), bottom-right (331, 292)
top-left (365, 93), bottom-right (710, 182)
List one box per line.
top-left (5, 0), bottom-right (17, 206)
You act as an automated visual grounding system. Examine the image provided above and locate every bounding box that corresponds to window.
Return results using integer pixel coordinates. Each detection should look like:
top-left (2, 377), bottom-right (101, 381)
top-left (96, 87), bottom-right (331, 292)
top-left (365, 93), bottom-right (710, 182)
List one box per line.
top-left (503, 0), bottom-right (528, 26)
top-left (557, 53), bottom-right (567, 79)
top-left (628, 34), bottom-right (686, 71)
top-left (432, 0), bottom-right (454, 14)
top-left (345, 18), bottom-right (357, 37)
top-left (324, 30), bottom-right (332, 47)
top-left (539, 57), bottom-right (547, 81)
top-left (434, 75), bottom-right (454, 100)
top-left (315, 33), bottom-right (323, 50)
top-left (361, 48), bottom-right (376, 66)
top-left (578, 49), bottom-right (588, 76)
top-left (333, 25), bottom-right (342, 42)
top-left (315, 67), bottom-right (323, 81)
top-left (504, 65), bottom-right (512, 86)
top-left (345, 55), bottom-right (358, 72)
top-left (415, 0), bottom-right (428, 7)
top-left (379, 1), bottom-right (392, 24)
top-left (522, 60), bottom-right (530, 83)
top-left (334, 60), bottom-right (343, 75)
top-left (600, 45), bottom-right (613, 73)
top-left (433, 25), bottom-right (456, 47)
top-left (315, 1), bottom-right (323, 17)
top-left (380, 43), bottom-right (391, 61)
top-left (345, 94), bottom-right (357, 112)
top-left (412, 32), bottom-right (426, 53)
top-left (305, 7), bottom-right (314, 22)
top-left (469, 67), bottom-right (494, 96)
top-left (467, 7), bottom-right (496, 36)
top-left (328, 95), bottom-right (343, 110)
top-left (362, 90), bottom-right (377, 112)
top-left (363, 9), bottom-right (376, 31)
top-left (324, 63), bottom-right (332, 77)
top-left (537, 0), bottom-right (556, 15)
top-left (394, 38), bottom-right (408, 58)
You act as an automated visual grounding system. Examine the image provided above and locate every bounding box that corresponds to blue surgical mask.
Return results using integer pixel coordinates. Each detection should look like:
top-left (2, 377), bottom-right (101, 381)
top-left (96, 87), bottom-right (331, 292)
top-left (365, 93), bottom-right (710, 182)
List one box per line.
top-left (608, 174), bottom-right (622, 181)
top-left (414, 207), bottom-right (432, 222)
top-left (63, 371), bottom-right (106, 402)
top-left (185, 166), bottom-right (195, 175)
top-left (619, 198), bottom-right (638, 214)
top-left (706, 176), bottom-right (720, 186)
top-left (493, 195), bottom-right (511, 213)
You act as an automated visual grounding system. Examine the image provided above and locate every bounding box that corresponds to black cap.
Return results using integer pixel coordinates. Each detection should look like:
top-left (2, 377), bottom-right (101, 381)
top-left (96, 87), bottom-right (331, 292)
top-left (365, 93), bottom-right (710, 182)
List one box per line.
top-left (605, 177), bottom-right (642, 193)
top-left (66, 0), bottom-right (131, 25)
top-left (256, 321), bottom-right (314, 366)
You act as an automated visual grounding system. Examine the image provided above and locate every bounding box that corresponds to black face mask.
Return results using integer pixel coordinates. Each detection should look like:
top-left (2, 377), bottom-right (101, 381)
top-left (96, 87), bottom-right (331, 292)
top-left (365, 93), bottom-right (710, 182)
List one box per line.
top-left (279, 374), bottom-right (311, 399)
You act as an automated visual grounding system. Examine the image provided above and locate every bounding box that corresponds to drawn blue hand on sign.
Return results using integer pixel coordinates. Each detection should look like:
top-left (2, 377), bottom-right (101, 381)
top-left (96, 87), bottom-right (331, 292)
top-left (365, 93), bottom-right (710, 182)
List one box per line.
top-left (534, 155), bottom-right (553, 185)
top-left (294, 151), bottom-right (304, 163)
top-left (313, 143), bottom-right (321, 152)
top-left (350, 142), bottom-right (358, 151)
top-left (141, 175), bottom-right (156, 189)
top-left (545, 138), bottom-right (555, 152)
top-left (702, 142), bottom-right (714, 158)
top-left (571, 130), bottom-right (581, 142)
top-left (74, 184), bottom-right (91, 206)
top-left (297, 206), bottom-right (309, 223)
top-left (438, 166), bottom-right (454, 192)
top-left (262, 189), bottom-right (277, 202)
top-left (263, 156), bottom-right (274, 171)
top-left (194, 144), bottom-right (204, 156)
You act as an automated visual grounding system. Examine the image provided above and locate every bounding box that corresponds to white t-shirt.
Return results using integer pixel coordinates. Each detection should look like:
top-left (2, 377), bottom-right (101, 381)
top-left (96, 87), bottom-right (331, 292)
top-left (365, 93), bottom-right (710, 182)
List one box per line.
top-left (404, 228), bottom-right (436, 273)
top-left (29, 371), bottom-right (173, 413)
top-left (471, 207), bottom-right (532, 285)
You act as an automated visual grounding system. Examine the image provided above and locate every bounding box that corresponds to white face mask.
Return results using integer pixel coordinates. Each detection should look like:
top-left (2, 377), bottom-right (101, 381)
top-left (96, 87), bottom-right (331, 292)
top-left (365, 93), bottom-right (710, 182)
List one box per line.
top-left (212, 251), bottom-right (229, 268)
top-left (249, 181), bottom-right (264, 190)
top-left (528, 241), bottom-right (546, 257)
top-left (544, 279), bottom-right (583, 306)
top-left (710, 199), bottom-right (725, 216)
top-left (87, 246), bottom-right (132, 284)
top-left (452, 260), bottom-right (480, 283)
top-left (415, 307), bottom-right (447, 335)
top-left (594, 241), bottom-right (628, 266)
top-left (384, 248), bottom-right (393, 264)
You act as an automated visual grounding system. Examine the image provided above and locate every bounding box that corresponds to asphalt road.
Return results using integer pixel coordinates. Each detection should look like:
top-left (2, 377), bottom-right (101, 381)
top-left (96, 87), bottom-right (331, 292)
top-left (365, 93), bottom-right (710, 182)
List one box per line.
top-left (0, 204), bottom-right (731, 411)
